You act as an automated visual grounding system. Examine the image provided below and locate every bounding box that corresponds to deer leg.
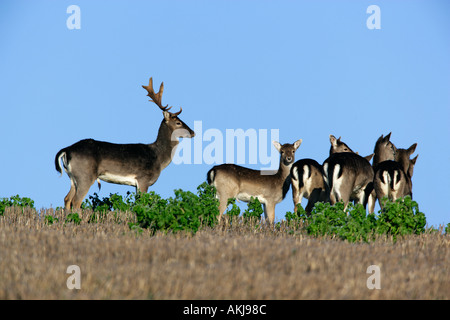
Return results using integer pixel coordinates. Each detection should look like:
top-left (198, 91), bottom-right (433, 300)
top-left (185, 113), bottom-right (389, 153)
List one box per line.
top-left (217, 191), bottom-right (235, 222)
top-left (337, 186), bottom-right (351, 215)
top-left (263, 202), bottom-right (276, 225)
top-left (291, 185), bottom-right (302, 212)
top-left (306, 188), bottom-right (322, 214)
top-left (64, 180), bottom-right (76, 210)
top-left (71, 177), bottom-right (96, 209)
top-left (136, 174), bottom-right (159, 194)
top-left (355, 190), bottom-right (367, 208)
top-left (367, 189), bottom-right (376, 214)
top-left (329, 189), bottom-right (338, 205)
top-left (136, 181), bottom-right (149, 193)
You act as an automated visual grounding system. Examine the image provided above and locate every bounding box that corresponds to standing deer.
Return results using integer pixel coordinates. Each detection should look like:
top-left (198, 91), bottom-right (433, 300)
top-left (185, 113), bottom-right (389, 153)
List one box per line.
top-left (207, 140), bottom-right (302, 224)
top-left (322, 135), bottom-right (374, 213)
top-left (55, 77), bottom-right (195, 210)
top-left (367, 132), bottom-right (397, 213)
top-left (291, 135), bottom-right (373, 214)
top-left (290, 135), bottom-right (354, 214)
top-left (290, 159), bottom-right (326, 214)
top-left (373, 140), bottom-right (418, 208)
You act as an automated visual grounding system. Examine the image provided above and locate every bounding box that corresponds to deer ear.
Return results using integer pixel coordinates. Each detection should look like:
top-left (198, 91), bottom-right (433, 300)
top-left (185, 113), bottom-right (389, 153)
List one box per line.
top-left (407, 143), bottom-right (417, 156)
top-left (163, 111), bottom-right (171, 122)
top-left (384, 132), bottom-right (392, 142)
top-left (411, 154), bottom-right (418, 164)
top-left (273, 141), bottom-right (282, 152)
top-left (364, 153), bottom-right (374, 162)
top-left (329, 135), bottom-right (337, 147)
top-left (294, 139), bottom-right (302, 150)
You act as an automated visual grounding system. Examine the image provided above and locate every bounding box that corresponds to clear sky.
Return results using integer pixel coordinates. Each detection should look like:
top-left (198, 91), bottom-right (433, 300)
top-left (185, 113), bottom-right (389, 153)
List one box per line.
top-left (1, 0), bottom-right (449, 227)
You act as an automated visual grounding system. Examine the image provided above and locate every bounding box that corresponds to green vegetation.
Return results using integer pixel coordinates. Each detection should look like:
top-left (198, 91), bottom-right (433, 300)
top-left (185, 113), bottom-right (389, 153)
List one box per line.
top-left (0, 186), bottom-right (440, 241)
top-left (285, 196), bottom-right (427, 242)
top-left (0, 195), bottom-right (34, 215)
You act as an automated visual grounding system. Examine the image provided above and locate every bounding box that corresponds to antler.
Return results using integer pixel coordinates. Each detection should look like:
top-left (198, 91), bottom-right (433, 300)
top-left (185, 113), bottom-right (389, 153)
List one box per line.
top-left (142, 77), bottom-right (171, 112)
top-left (142, 77), bottom-right (182, 115)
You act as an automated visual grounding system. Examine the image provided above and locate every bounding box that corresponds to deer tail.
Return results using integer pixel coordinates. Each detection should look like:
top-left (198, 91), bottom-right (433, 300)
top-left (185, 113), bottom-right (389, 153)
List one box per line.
top-left (55, 149), bottom-right (66, 176)
top-left (206, 168), bottom-right (216, 185)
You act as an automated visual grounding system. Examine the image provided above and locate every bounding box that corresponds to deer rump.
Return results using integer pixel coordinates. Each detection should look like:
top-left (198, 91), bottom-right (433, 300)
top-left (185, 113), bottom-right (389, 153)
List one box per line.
top-left (323, 152), bottom-right (374, 206)
top-left (290, 159), bottom-right (327, 213)
top-left (373, 160), bottom-right (412, 201)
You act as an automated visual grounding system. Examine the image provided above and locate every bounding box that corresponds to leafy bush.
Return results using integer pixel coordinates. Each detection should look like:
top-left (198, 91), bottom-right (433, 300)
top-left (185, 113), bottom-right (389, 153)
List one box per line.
top-left (65, 212), bottom-right (81, 225)
top-left (243, 197), bottom-right (264, 220)
top-left (223, 196), bottom-right (264, 227)
top-left (285, 196), bottom-right (427, 242)
top-left (0, 195), bottom-right (35, 215)
top-left (44, 215), bottom-right (59, 225)
top-left (132, 182), bottom-right (220, 234)
top-left (376, 196), bottom-right (426, 238)
top-left (225, 198), bottom-right (241, 222)
top-left (82, 191), bottom-right (134, 213)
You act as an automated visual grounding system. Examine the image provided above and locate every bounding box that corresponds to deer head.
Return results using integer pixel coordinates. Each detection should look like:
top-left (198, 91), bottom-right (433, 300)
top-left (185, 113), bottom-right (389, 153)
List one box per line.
top-left (373, 132), bottom-right (396, 165)
top-left (395, 143), bottom-right (418, 176)
top-left (142, 77), bottom-right (195, 140)
top-left (273, 140), bottom-right (302, 166)
top-left (329, 135), bottom-right (354, 154)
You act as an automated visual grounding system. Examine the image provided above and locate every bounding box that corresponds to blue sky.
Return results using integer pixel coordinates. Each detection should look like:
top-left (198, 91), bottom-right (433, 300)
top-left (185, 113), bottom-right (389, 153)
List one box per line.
top-left (0, 0), bottom-right (449, 227)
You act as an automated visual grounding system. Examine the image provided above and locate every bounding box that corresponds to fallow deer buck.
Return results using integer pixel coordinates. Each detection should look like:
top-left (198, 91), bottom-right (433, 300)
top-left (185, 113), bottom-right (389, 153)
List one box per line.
top-left (290, 135), bottom-right (359, 214)
top-left (207, 140), bottom-right (302, 224)
top-left (55, 77), bottom-right (195, 210)
top-left (322, 135), bottom-right (375, 213)
top-left (373, 139), bottom-right (418, 209)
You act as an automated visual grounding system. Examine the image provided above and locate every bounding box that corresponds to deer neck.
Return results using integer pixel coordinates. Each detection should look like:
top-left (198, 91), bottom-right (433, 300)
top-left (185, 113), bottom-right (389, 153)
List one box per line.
top-left (275, 158), bottom-right (293, 180)
top-left (151, 120), bottom-right (179, 166)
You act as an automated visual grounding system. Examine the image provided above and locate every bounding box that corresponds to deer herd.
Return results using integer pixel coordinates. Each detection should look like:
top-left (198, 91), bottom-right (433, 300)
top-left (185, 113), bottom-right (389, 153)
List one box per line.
top-left (55, 76), bottom-right (418, 224)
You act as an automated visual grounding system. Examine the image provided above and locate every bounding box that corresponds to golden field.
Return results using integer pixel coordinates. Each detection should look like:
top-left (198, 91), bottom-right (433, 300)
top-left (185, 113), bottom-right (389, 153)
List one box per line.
top-left (0, 207), bottom-right (448, 300)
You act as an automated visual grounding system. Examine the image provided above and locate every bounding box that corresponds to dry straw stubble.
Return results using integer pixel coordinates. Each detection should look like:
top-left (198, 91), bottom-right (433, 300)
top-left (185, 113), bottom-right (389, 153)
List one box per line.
top-left (0, 207), bottom-right (448, 299)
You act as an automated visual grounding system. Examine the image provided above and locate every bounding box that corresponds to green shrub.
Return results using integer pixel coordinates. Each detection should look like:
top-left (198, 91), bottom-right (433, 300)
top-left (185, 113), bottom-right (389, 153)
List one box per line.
top-left (0, 195), bottom-right (35, 215)
top-left (65, 212), bottom-right (81, 225)
top-left (44, 215), bottom-right (59, 225)
top-left (243, 197), bottom-right (264, 220)
top-left (132, 182), bottom-right (219, 234)
top-left (223, 196), bottom-right (264, 227)
top-left (82, 191), bottom-right (134, 213)
top-left (225, 198), bottom-right (241, 222)
top-left (285, 196), bottom-right (427, 242)
top-left (376, 196), bottom-right (426, 238)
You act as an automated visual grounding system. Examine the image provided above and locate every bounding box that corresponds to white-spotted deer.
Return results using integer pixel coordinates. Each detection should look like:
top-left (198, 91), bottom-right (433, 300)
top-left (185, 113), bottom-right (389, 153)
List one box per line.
top-left (373, 139), bottom-right (418, 208)
top-left (322, 135), bottom-right (375, 213)
top-left (207, 140), bottom-right (302, 224)
top-left (290, 135), bottom-right (354, 214)
top-left (291, 159), bottom-right (326, 214)
top-left (291, 135), bottom-right (373, 214)
top-left (366, 132), bottom-right (397, 212)
top-left (55, 77), bottom-right (195, 210)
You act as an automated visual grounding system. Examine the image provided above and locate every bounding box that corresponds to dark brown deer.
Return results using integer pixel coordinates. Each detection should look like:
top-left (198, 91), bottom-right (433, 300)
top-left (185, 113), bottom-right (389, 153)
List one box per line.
top-left (291, 135), bottom-right (373, 215)
top-left (55, 77), bottom-right (195, 210)
top-left (367, 132), bottom-right (397, 213)
top-left (373, 141), bottom-right (418, 208)
top-left (207, 140), bottom-right (302, 224)
top-left (291, 159), bottom-right (326, 214)
top-left (322, 135), bottom-right (375, 213)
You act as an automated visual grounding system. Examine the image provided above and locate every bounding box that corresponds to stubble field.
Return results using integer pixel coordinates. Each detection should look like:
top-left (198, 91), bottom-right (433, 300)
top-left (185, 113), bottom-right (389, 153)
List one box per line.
top-left (0, 207), bottom-right (448, 300)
